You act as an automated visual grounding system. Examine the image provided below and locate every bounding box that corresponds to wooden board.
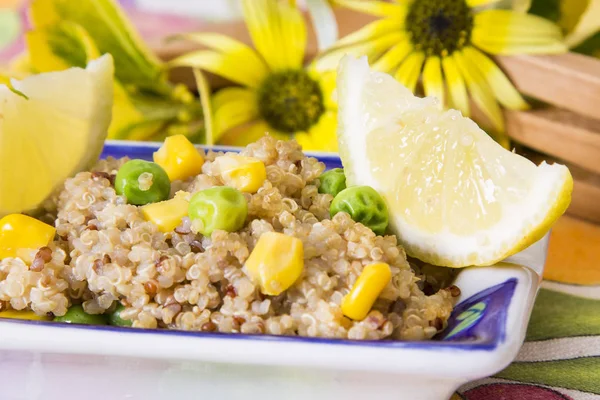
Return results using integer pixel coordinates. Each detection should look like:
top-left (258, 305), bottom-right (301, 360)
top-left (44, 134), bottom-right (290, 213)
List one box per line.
top-left (497, 53), bottom-right (600, 121)
top-left (571, 172), bottom-right (600, 224)
top-left (506, 108), bottom-right (600, 175)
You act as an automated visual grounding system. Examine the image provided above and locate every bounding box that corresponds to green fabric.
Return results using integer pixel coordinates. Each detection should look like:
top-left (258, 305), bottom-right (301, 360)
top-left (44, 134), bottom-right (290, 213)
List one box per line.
top-left (526, 288), bottom-right (600, 341)
top-left (497, 357), bottom-right (600, 395)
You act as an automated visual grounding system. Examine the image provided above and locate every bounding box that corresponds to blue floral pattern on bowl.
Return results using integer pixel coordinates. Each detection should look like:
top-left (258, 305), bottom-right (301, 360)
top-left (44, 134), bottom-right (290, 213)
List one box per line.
top-left (439, 279), bottom-right (516, 344)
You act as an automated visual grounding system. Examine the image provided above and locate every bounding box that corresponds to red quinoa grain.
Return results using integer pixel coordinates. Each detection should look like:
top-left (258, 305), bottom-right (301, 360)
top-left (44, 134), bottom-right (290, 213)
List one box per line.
top-left (30, 247), bottom-right (52, 272)
top-left (201, 321), bottom-right (217, 332)
top-left (447, 285), bottom-right (461, 298)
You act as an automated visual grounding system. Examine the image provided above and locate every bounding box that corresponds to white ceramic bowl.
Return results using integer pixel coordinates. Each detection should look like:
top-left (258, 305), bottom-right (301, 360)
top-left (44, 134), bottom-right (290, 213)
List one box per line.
top-left (0, 141), bottom-right (548, 400)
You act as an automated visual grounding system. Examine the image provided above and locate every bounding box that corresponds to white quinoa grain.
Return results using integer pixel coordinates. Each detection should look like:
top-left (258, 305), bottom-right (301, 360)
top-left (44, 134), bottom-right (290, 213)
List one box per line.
top-left (0, 136), bottom-right (456, 340)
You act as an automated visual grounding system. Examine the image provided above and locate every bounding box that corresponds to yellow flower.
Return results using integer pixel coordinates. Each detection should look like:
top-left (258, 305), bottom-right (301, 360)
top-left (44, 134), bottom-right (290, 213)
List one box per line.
top-left (516, 0), bottom-right (600, 52)
top-left (318, 0), bottom-right (567, 132)
top-left (170, 0), bottom-right (338, 151)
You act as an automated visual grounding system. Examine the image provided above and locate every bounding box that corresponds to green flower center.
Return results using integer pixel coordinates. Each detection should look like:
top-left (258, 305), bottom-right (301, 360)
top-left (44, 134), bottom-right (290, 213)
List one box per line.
top-left (257, 70), bottom-right (325, 134)
top-left (406, 0), bottom-right (474, 57)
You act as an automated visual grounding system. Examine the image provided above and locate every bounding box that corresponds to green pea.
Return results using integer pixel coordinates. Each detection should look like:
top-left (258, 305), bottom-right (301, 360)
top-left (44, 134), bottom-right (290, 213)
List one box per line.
top-left (115, 160), bottom-right (171, 205)
top-left (107, 303), bottom-right (133, 327)
top-left (330, 186), bottom-right (389, 235)
top-left (188, 186), bottom-right (248, 236)
top-left (54, 305), bottom-right (108, 325)
top-left (318, 168), bottom-right (346, 197)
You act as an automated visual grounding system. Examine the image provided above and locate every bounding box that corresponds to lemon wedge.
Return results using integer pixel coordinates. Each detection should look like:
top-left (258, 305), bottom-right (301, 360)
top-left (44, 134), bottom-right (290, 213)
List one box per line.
top-left (0, 54), bottom-right (114, 217)
top-left (336, 55), bottom-right (572, 268)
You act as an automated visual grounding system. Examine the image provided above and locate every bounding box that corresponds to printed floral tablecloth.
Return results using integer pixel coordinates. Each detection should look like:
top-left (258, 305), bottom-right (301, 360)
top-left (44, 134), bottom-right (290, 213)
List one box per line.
top-left (1, 2), bottom-right (599, 399)
top-left (454, 286), bottom-right (600, 400)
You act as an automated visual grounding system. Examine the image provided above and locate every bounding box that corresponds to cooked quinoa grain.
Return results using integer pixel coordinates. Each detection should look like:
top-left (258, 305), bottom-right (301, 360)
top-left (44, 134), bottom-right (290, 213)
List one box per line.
top-left (0, 137), bottom-right (456, 340)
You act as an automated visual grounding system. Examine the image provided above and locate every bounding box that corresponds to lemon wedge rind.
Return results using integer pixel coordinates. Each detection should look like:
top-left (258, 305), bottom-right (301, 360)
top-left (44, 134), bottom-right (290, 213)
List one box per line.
top-left (336, 55), bottom-right (572, 268)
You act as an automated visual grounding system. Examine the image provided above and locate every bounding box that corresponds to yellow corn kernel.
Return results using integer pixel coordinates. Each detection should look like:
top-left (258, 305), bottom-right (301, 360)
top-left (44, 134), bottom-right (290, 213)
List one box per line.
top-left (342, 262), bottom-right (392, 321)
top-left (153, 134), bottom-right (205, 181)
top-left (0, 310), bottom-right (52, 321)
top-left (0, 214), bottom-right (55, 263)
top-left (214, 155), bottom-right (266, 193)
top-left (141, 195), bottom-right (190, 233)
top-left (244, 232), bottom-right (304, 295)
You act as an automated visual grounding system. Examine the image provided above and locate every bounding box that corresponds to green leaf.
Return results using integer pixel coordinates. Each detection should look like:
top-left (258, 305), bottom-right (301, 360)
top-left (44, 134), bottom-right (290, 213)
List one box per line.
top-left (192, 68), bottom-right (213, 145)
top-left (47, 24), bottom-right (94, 68)
top-left (8, 86), bottom-right (29, 100)
top-left (1, 69), bottom-right (29, 99)
top-left (30, 0), bottom-right (168, 94)
top-left (27, 21), bottom-right (100, 71)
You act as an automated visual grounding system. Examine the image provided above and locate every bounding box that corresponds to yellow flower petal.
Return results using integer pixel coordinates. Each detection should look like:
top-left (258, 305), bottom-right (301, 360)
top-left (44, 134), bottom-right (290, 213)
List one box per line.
top-left (296, 110), bottom-right (338, 151)
top-left (422, 56), bottom-right (444, 108)
top-left (213, 87), bottom-right (254, 110)
top-left (466, 0), bottom-right (502, 7)
top-left (371, 36), bottom-right (412, 73)
top-left (442, 55), bottom-right (469, 116)
top-left (109, 81), bottom-right (145, 140)
top-left (332, 0), bottom-right (407, 17)
top-left (242, 0), bottom-right (306, 71)
top-left (172, 33), bottom-right (268, 83)
top-left (563, 0), bottom-right (600, 48)
top-left (315, 32), bottom-right (403, 71)
top-left (310, 69), bottom-right (337, 110)
top-left (0, 72), bottom-right (10, 86)
top-left (305, 0), bottom-right (339, 51)
top-left (218, 120), bottom-right (288, 147)
top-left (333, 18), bottom-right (405, 48)
top-left (472, 32), bottom-right (567, 54)
top-left (394, 51), bottom-right (425, 94)
top-left (169, 50), bottom-right (262, 88)
top-left (453, 49), bottom-right (504, 131)
top-left (473, 10), bottom-right (567, 55)
top-left (212, 88), bottom-right (259, 142)
top-left (30, 0), bottom-right (60, 28)
top-left (462, 47), bottom-right (528, 110)
top-left (475, 10), bottom-right (563, 38)
top-left (8, 52), bottom-right (34, 76)
top-left (511, 0), bottom-right (532, 13)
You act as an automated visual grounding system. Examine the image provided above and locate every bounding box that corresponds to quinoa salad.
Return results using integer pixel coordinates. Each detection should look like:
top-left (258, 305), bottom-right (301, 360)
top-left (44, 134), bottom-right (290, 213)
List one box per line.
top-left (0, 135), bottom-right (459, 341)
